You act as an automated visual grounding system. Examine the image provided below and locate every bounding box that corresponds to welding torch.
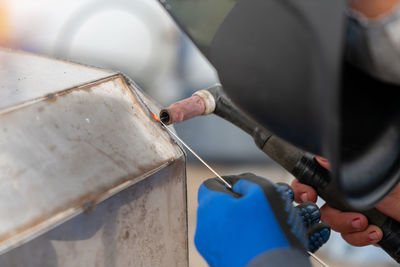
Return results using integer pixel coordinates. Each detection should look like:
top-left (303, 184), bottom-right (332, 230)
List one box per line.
top-left (160, 84), bottom-right (400, 263)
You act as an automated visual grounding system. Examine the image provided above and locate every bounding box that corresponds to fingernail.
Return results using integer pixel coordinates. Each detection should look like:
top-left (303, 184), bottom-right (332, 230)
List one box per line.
top-left (351, 218), bottom-right (361, 229)
top-left (368, 231), bottom-right (379, 242)
top-left (300, 192), bottom-right (308, 202)
top-left (317, 157), bottom-right (328, 163)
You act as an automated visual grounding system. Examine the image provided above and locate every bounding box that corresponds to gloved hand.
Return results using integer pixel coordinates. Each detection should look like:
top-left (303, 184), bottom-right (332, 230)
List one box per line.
top-left (275, 182), bottom-right (331, 253)
top-left (195, 173), bottom-right (330, 267)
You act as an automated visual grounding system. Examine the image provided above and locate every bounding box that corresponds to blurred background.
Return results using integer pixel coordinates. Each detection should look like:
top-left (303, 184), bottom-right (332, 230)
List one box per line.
top-left (0, 0), bottom-right (397, 266)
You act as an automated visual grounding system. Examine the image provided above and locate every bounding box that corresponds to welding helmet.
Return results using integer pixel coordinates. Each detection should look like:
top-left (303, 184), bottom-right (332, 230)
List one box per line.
top-left (159, 0), bottom-right (400, 209)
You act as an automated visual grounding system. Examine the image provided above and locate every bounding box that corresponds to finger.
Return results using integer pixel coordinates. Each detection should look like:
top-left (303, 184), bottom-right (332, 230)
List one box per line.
top-left (315, 156), bottom-right (331, 170)
top-left (233, 179), bottom-right (264, 196)
top-left (320, 204), bottom-right (369, 234)
top-left (376, 185), bottom-right (400, 222)
top-left (296, 202), bottom-right (320, 228)
top-left (222, 174), bottom-right (246, 187)
top-left (341, 225), bottom-right (383, 246)
top-left (198, 178), bottom-right (234, 203)
top-left (234, 174), bottom-right (278, 199)
top-left (291, 179), bottom-right (318, 203)
top-left (307, 222), bottom-right (331, 253)
top-left (276, 182), bottom-right (294, 202)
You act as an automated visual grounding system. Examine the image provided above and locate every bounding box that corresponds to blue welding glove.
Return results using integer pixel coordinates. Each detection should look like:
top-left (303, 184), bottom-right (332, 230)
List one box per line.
top-left (195, 173), bottom-right (330, 267)
top-left (275, 182), bottom-right (330, 253)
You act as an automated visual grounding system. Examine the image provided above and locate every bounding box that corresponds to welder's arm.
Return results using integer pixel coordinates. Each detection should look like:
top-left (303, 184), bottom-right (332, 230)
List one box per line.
top-left (195, 174), bottom-right (329, 267)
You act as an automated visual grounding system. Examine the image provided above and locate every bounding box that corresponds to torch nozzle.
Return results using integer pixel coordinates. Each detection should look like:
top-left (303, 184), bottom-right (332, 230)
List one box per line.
top-left (159, 109), bottom-right (171, 124)
top-left (158, 88), bottom-right (216, 125)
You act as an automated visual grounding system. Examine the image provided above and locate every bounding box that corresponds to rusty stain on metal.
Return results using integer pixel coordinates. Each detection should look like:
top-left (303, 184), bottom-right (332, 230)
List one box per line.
top-left (44, 93), bottom-right (56, 102)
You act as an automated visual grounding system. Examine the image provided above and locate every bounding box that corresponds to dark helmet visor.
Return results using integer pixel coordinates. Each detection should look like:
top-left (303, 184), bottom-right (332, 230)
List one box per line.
top-left (159, 0), bottom-right (239, 55)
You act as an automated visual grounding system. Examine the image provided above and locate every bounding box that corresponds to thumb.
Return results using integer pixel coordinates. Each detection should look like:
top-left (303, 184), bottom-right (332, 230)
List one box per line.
top-left (233, 180), bottom-right (263, 197)
top-left (315, 156), bottom-right (330, 170)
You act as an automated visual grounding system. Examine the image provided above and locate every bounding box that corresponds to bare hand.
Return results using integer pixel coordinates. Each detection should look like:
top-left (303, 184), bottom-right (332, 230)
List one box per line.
top-left (291, 156), bottom-right (400, 246)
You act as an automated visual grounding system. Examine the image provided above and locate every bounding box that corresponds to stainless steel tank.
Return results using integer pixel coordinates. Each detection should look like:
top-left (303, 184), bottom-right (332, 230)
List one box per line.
top-left (0, 48), bottom-right (188, 266)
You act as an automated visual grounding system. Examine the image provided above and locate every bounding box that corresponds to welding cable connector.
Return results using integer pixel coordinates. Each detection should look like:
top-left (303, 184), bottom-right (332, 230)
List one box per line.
top-left (193, 89), bottom-right (216, 115)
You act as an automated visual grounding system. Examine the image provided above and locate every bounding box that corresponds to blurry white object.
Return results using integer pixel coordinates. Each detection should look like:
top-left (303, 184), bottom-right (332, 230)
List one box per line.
top-left (5, 0), bottom-right (191, 93)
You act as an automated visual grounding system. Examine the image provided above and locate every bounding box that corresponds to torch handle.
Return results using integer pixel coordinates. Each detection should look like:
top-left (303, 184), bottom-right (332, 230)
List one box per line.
top-left (160, 86), bottom-right (400, 262)
top-left (281, 150), bottom-right (400, 263)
